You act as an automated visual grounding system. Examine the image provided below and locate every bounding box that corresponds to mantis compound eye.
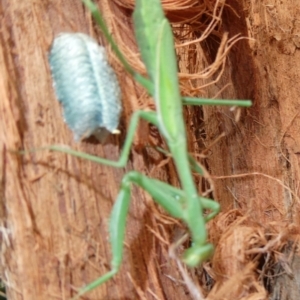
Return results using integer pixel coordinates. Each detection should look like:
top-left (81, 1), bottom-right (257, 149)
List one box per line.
top-left (49, 33), bottom-right (122, 142)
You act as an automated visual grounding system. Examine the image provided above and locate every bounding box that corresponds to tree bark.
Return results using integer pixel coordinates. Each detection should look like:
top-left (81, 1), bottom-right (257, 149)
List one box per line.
top-left (1, 0), bottom-right (300, 300)
top-left (202, 0), bottom-right (300, 299)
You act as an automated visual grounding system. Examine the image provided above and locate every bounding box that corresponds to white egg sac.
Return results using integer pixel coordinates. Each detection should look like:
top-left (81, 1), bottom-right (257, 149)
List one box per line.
top-left (49, 33), bottom-right (122, 142)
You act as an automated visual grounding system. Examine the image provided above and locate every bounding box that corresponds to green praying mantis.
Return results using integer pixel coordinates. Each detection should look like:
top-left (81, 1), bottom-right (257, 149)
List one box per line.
top-left (45, 0), bottom-right (252, 298)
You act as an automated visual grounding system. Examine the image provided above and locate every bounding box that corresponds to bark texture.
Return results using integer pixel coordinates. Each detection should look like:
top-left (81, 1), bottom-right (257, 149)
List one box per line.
top-left (1, 0), bottom-right (300, 300)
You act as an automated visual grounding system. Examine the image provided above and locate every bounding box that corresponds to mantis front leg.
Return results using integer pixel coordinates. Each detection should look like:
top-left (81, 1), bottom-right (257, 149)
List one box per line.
top-left (73, 171), bottom-right (219, 300)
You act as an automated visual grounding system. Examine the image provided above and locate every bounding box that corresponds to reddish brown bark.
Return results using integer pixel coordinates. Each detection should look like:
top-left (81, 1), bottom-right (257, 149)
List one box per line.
top-left (1, 0), bottom-right (300, 299)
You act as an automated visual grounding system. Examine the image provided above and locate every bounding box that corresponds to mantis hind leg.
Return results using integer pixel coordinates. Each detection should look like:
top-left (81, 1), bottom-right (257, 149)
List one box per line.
top-left (73, 171), bottom-right (219, 299)
top-left (72, 171), bottom-right (183, 299)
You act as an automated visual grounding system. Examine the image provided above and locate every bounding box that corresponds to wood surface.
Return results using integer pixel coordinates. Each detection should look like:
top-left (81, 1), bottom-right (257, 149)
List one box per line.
top-left (1, 0), bottom-right (300, 299)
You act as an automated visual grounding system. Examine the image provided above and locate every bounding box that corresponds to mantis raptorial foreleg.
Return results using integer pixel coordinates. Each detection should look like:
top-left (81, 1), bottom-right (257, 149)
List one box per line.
top-left (39, 0), bottom-right (253, 298)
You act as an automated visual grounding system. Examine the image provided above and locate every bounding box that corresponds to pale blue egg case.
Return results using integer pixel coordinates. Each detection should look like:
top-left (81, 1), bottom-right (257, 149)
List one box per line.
top-left (49, 33), bottom-right (122, 142)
